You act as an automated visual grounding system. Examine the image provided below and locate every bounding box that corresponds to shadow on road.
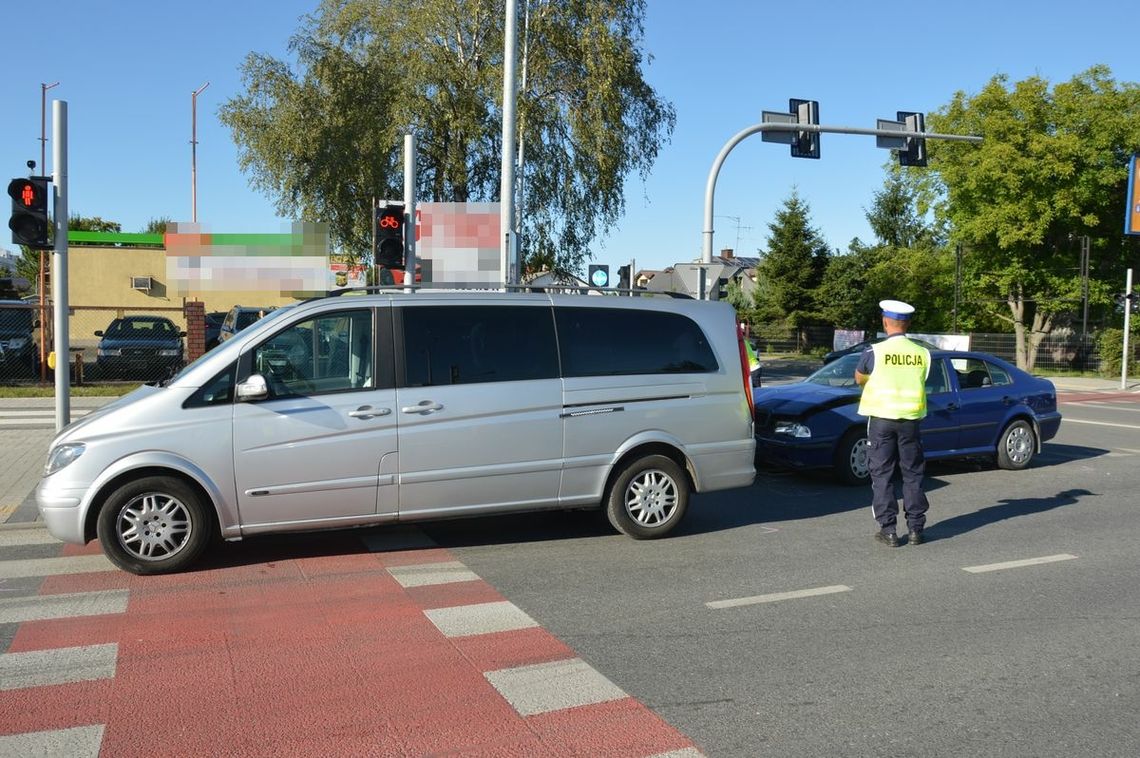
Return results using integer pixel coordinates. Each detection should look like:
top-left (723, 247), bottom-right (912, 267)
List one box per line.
top-left (926, 488), bottom-right (1095, 541)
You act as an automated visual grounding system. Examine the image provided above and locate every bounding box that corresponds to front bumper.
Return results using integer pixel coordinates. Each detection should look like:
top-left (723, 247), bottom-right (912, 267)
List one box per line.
top-left (35, 480), bottom-right (89, 544)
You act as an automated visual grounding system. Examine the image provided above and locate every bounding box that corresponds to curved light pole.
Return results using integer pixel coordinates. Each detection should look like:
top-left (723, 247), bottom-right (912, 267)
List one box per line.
top-left (191, 82), bottom-right (210, 223)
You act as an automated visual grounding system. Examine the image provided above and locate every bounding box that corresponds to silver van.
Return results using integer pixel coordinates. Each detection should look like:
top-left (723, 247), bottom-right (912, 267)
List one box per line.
top-left (37, 290), bottom-right (756, 574)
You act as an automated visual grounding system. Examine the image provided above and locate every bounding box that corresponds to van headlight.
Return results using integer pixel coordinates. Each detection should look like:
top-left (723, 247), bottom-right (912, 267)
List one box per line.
top-left (44, 443), bottom-right (86, 476)
top-left (774, 422), bottom-right (812, 439)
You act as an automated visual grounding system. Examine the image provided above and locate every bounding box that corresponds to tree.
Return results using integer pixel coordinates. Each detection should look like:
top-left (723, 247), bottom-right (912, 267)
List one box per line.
top-left (143, 217), bottom-right (174, 235)
top-left (219, 0), bottom-right (675, 275)
top-left (753, 191), bottom-right (830, 326)
top-left (929, 66), bottom-right (1140, 369)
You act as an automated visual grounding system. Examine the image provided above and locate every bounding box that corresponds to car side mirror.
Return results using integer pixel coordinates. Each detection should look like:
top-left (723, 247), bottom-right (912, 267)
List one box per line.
top-left (235, 374), bottom-right (269, 402)
top-left (94, 330), bottom-right (104, 337)
top-left (179, 331), bottom-right (187, 337)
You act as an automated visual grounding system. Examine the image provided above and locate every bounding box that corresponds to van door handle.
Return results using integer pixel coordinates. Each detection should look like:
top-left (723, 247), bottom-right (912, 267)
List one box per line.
top-left (349, 406), bottom-right (391, 419)
top-left (401, 400), bottom-right (444, 414)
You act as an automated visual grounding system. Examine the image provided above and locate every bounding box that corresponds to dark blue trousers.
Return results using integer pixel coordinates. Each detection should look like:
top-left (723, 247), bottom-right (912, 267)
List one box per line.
top-left (868, 417), bottom-right (929, 534)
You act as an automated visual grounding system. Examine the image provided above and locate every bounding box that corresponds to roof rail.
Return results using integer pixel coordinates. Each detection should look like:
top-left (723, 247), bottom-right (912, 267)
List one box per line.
top-left (324, 284), bottom-right (693, 299)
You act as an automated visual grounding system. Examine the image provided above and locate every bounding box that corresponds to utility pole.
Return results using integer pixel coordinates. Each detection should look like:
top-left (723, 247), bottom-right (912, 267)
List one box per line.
top-left (38, 81), bottom-right (59, 382)
top-left (191, 82), bottom-right (210, 223)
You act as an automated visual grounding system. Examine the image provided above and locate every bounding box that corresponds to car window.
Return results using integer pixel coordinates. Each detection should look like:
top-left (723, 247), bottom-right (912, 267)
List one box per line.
top-left (805, 353), bottom-right (860, 386)
top-left (402, 305), bottom-right (558, 387)
top-left (252, 309), bottom-right (373, 397)
top-left (986, 361), bottom-right (1012, 387)
top-left (925, 358), bottom-right (949, 394)
top-left (555, 306), bottom-right (718, 378)
top-left (952, 357), bottom-right (992, 390)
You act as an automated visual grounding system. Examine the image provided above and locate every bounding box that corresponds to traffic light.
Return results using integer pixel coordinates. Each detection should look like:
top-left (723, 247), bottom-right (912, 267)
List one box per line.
top-left (789, 98), bottom-right (820, 160)
top-left (617, 264), bottom-right (631, 290)
top-left (375, 203), bottom-right (406, 271)
top-left (588, 264), bottom-right (610, 287)
top-left (7, 177), bottom-right (50, 248)
top-left (897, 111), bottom-right (927, 167)
top-left (711, 276), bottom-right (729, 302)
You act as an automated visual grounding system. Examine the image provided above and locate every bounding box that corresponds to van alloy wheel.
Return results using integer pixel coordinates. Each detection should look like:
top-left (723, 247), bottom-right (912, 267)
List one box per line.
top-left (96, 475), bottom-right (211, 575)
top-left (606, 454), bottom-right (690, 539)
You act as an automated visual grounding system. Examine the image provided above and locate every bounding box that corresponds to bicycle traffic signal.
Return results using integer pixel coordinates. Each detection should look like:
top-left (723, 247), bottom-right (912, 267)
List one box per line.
top-left (375, 203), bottom-right (406, 270)
top-left (7, 177), bottom-right (50, 248)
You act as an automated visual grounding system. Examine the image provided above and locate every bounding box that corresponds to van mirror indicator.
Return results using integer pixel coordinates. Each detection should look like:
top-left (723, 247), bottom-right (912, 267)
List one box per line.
top-left (236, 374), bottom-right (269, 402)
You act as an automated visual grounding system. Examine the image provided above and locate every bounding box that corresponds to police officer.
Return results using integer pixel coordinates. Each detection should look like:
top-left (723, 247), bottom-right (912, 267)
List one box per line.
top-left (854, 300), bottom-right (931, 547)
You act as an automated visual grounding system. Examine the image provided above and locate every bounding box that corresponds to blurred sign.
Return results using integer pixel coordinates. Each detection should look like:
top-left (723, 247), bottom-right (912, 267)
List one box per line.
top-left (1127, 154), bottom-right (1140, 236)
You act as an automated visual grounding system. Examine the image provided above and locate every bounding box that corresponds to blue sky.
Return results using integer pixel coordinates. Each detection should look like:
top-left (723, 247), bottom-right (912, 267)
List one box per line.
top-left (2, 1), bottom-right (1137, 274)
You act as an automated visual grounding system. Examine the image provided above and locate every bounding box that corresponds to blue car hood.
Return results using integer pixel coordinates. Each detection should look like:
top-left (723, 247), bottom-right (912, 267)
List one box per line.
top-left (752, 382), bottom-right (861, 417)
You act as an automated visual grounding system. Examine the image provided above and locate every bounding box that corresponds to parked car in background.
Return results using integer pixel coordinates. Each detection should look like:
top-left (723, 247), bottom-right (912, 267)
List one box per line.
top-left (204, 311), bottom-right (227, 350)
top-left (753, 350), bottom-right (1062, 484)
top-left (219, 305), bottom-right (274, 343)
top-left (95, 315), bottom-right (185, 380)
top-left (0, 299), bottom-right (39, 380)
top-left (822, 336), bottom-right (939, 365)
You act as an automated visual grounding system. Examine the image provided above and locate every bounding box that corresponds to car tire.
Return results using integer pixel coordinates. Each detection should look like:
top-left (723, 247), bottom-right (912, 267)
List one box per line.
top-left (835, 428), bottom-right (872, 486)
top-left (605, 454), bottom-right (689, 539)
top-left (95, 475), bottom-right (212, 575)
top-left (996, 419), bottom-right (1036, 470)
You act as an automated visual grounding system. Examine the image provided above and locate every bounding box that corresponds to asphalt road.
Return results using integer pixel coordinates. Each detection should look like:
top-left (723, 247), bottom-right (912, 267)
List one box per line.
top-left (417, 391), bottom-right (1140, 757)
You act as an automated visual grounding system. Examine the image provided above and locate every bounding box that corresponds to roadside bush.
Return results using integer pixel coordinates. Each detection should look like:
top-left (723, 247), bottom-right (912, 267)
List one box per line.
top-left (1095, 327), bottom-right (1140, 377)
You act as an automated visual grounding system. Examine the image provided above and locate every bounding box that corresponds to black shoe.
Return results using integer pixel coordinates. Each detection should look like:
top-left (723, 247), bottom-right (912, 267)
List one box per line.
top-left (874, 531), bottom-right (899, 547)
top-left (909, 531), bottom-right (925, 546)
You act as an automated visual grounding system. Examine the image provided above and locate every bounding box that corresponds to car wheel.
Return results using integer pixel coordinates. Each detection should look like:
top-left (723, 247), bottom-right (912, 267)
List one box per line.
top-left (835, 429), bottom-right (871, 486)
top-left (605, 454), bottom-right (689, 539)
top-left (95, 475), bottom-right (211, 575)
top-left (996, 419), bottom-right (1036, 470)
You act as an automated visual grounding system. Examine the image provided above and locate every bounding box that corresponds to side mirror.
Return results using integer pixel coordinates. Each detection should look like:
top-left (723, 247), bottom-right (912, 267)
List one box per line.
top-left (179, 331), bottom-right (187, 337)
top-left (235, 374), bottom-right (269, 402)
top-left (94, 330), bottom-right (104, 337)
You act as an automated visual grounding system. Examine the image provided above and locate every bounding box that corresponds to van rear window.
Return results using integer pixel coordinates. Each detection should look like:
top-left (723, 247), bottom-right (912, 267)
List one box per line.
top-left (555, 307), bottom-right (718, 377)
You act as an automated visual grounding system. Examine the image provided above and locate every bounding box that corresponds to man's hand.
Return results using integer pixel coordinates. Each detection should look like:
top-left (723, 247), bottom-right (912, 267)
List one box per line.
top-left (855, 370), bottom-right (869, 386)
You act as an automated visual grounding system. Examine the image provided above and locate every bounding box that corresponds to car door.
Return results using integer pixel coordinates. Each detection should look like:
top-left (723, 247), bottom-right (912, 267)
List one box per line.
top-left (951, 356), bottom-right (1009, 451)
top-left (919, 356), bottom-right (959, 453)
top-left (393, 302), bottom-right (563, 519)
top-left (232, 305), bottom-right (399, 528)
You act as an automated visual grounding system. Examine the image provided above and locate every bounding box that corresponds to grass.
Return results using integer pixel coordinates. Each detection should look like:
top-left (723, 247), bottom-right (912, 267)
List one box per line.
top-left (0, 383), bottom-right (139, 398)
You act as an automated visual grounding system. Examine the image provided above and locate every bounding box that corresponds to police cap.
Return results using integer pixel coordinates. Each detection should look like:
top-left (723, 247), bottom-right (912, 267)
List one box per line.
top-left (879, 299), bottom-right (915, 320)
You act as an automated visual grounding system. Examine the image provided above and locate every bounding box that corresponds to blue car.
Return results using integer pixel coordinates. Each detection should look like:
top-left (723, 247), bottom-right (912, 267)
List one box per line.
top-left (752, 350), bottom-right (1063, 484)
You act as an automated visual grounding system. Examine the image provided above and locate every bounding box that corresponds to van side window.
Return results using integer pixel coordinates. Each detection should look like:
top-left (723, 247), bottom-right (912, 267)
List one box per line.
top-left (402, 305), bottom-right (558, 386)
top-left (252, 309), bottom-right (373, 397)
top-left (555, 307), bottom-right (719, 377)
top-left (184, 365), bottom-right (235, 407)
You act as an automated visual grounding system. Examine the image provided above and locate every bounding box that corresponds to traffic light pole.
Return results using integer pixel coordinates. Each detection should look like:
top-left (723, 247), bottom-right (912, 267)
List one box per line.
top-left (700, 120), bottom-right (983, 295)
top-left (52, 100), bottom-right (70, 429)
top-left (404, 134), bottom-right (416, 291)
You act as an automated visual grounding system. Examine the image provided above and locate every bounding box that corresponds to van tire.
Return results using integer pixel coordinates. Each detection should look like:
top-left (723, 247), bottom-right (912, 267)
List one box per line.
top-left (96, 476), bottom-right (211, 575)
top-left (605, 454), bottom-right (689, 539)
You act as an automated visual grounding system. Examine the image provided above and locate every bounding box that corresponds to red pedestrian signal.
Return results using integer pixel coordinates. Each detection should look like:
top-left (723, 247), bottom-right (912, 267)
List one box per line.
top-left (7, 177), bottom-right (51, 248)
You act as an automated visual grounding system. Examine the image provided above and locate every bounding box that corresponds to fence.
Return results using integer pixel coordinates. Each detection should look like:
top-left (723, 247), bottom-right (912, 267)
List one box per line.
top-left (0, 301), bottom-right (207, 387)
top-left (747, 323), bottom-right (1134, 374)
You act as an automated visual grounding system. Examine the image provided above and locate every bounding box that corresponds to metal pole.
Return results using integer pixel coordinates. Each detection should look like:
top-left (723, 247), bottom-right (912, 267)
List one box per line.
top-left (191, 82), bottom-right (210, 223)
top-left (1123, 268), bottom-right (1133, 391)
top-left (954, 243), bottom-right (962, 333)
top-left (499, 0), bottom-right (519, 286)
top-left (702, 121), bottom-right (982, 264)
top-left (403, 134), bottom-right (417, 291)
top-left (39, 81), bottom-right (59, 383)
top-left (1080, 235), bottom-right (1090, 341)
top-left (52, 100), bottom-right (69, 429)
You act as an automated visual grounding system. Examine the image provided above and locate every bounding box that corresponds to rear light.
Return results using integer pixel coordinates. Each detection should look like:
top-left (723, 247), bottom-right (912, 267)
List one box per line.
top-left (736, 323), bottom-right (755, 418)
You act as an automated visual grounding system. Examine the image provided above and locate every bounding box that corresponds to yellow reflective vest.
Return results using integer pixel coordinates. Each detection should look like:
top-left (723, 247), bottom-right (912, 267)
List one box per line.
top-left (857, 336), bottom-right (930, 420)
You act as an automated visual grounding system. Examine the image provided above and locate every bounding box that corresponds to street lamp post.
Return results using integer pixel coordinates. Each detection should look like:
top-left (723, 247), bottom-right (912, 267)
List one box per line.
top-left (191, 82), bottom-right (210, 223)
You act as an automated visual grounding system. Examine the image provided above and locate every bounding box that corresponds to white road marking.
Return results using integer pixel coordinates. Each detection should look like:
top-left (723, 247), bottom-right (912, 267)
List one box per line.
top-left (1066, 401), bottom-right (1140, 412)
top-left (0, 554), bottom-right (116, 580)
top-left (962, 553), bottom-right (1078, 574)
top-left (0, 530), bottom-right (61, 547)
top-left (0, 725), bottom-right (104, 758)
top-left (707, 584), bottom-right (852, 609)
top-left (1061, 418), bottom-right (1140, 430)
top-left (484, 657), bottom-right (628, 716)
top-left (424, 600), bottom-right (538, 638)
top-left (388, 560), bottom-right (480, 588)
top-left (0, 589), bottom-right (129, 624)
top-left (0, 643), bottom-right (118, 690)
